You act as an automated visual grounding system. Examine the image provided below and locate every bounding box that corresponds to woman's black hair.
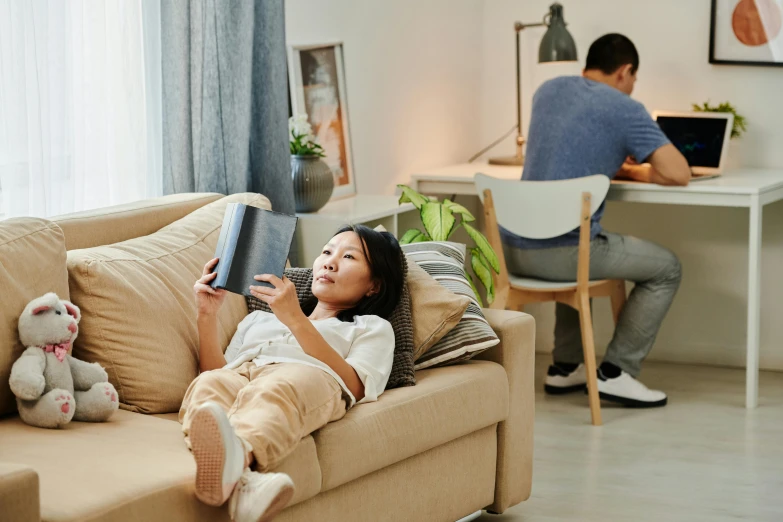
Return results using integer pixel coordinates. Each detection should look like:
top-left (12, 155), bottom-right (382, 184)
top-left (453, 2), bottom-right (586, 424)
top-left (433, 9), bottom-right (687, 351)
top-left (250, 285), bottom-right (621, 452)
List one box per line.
top-left (303, 224), bottom-right (404, 322)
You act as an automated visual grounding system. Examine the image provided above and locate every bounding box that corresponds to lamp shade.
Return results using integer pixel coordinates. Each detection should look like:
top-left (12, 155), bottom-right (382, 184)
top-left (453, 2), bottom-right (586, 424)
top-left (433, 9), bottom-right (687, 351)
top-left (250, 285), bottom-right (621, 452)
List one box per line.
top-left (538, 3), bottom-right (577, 63)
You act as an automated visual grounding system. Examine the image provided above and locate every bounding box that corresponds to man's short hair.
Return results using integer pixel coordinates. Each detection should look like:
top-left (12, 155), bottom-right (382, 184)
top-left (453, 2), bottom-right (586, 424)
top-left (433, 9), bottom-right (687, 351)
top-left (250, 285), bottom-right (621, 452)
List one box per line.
top-left (585, 33), bottom-right (639, 75)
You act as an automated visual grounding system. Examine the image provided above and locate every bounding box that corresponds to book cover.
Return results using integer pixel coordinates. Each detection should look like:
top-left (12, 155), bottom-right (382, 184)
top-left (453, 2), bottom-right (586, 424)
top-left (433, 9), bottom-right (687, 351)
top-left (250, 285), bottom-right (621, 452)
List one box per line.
top-left (210, 203), bottom-right (298, 296)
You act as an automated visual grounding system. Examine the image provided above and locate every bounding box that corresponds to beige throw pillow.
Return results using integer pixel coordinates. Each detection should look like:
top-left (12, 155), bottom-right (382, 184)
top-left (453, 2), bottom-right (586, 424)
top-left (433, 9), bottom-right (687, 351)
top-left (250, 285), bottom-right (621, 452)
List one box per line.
top-left (406, 261), bottom-right (470, 361)
top-left (372, 225), bottom-right (468, 362)
top-left (402, 242), bottom-right (499, 370)
top-left (0, 218), bottom-right (70, 415)
top-left (67, 193), bottom-right (270, 414)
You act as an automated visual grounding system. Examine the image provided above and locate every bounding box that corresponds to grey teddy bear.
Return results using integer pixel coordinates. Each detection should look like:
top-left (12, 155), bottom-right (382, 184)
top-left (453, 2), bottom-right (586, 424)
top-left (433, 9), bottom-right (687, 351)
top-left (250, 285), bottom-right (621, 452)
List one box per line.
top-left (9, 292), bottom-right (119, 429)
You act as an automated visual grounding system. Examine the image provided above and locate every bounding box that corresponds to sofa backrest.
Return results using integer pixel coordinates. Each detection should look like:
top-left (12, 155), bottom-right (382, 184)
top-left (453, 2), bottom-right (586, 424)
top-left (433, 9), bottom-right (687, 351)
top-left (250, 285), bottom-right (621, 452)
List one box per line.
top-left (65, 193), bottom-right (270, 413)
top-left (0, 192), bottom-right (240, 416)
top-left (53, 193), bottom-right (224, 250)
top-left (0, 219), bottom-right (70, 415)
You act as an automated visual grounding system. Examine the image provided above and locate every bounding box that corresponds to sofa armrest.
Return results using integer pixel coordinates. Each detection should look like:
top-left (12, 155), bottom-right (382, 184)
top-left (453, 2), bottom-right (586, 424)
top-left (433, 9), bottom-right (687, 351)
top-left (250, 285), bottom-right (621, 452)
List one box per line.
top-left (0, 462), bottom-right (40, 522)
top-left (475, 309), bottom-right (535, 513)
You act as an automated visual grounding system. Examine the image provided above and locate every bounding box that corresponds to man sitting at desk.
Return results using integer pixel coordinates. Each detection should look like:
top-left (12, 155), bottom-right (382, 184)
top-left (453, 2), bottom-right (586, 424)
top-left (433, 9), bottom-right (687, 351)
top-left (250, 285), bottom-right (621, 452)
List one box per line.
top-left (503, 33), bottom-right (691, 407)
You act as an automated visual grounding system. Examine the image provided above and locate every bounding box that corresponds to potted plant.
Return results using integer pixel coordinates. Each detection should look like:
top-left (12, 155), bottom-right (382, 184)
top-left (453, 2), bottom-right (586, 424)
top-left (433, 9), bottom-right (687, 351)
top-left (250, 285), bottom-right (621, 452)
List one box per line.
top-left (692, 101), bottom-right (747, 139)
top-left (397, 185), bottom-right (500, 306)
top-left (290, 115), bottom-right (334, 213)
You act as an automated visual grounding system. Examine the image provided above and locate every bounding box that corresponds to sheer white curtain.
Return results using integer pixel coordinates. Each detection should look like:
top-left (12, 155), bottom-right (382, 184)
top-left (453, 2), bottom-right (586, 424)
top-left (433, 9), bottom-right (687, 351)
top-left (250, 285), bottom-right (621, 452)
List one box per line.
top-left (0, 0), bottom-right (162, 220)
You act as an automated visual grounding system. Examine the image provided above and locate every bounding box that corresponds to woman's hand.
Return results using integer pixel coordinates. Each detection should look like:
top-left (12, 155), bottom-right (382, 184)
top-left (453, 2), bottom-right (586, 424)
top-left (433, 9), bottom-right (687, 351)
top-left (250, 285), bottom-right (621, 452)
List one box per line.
top-left (194, 258), bottom-right (227, 316)
top-left (249, 275), bottom-right (305, 329)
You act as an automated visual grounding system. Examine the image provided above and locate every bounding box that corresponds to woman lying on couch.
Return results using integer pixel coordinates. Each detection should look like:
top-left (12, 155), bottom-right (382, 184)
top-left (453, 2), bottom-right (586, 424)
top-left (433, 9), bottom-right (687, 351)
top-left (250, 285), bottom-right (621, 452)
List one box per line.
top-left (181, 224), bottom-right (404, 522)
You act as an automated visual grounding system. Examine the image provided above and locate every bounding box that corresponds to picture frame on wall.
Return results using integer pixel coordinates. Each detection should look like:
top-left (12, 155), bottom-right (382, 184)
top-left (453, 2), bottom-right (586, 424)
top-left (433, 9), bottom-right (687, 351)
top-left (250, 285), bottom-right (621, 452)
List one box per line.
top-left (710, 0), bottom-right (783, 66)
top-left (288, 42), bottom-right (356, 199)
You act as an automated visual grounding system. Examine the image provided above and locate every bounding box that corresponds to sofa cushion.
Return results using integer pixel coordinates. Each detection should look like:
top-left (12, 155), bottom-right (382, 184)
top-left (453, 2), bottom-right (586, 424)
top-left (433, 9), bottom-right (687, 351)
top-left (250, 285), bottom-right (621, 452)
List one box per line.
top-left (406, 261), bottom-right (470, 360)
top-left (0, 411), bottom-right (216, 522)
top-left (313, 360), bottom-right (509, 491)
top-left (67, 193), bottom-right (270, 414)
top-left (0, 218), bottom-right (69, 416)
top-left (150, 413), bottom-right (321, 506)
top-left (0, 410), bottom-right (321, 522)
top-left (402, 242), bottom-right (500, 370)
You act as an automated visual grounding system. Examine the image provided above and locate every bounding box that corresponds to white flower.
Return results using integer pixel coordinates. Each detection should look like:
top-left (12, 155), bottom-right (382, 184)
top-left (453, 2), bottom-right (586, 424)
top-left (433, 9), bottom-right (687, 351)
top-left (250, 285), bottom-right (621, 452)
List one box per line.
top-left (289, 114), bottom-right (313, 138)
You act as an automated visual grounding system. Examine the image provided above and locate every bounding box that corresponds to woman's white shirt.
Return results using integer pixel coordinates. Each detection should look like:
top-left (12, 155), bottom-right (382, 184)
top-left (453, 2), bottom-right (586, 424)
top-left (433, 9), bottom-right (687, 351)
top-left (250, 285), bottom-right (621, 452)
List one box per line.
top-left (223, 311), bottom-right (395, 406)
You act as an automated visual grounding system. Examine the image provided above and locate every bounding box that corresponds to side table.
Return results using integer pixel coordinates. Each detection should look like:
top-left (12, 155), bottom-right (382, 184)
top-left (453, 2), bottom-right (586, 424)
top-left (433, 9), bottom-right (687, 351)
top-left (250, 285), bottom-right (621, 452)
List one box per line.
top-left (295, 195), bottom-right (417, 267)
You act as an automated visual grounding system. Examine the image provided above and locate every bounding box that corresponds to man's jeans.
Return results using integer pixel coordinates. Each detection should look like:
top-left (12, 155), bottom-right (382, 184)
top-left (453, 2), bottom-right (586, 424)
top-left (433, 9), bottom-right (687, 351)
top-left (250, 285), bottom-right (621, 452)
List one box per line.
top-left (503, 232), bottom-right (682, 376)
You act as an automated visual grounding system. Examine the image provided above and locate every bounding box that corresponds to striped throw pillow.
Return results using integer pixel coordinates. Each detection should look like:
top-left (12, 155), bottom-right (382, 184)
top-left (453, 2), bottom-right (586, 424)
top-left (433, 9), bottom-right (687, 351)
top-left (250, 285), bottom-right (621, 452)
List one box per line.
top-left (401, 242), bottom-right (500, 370)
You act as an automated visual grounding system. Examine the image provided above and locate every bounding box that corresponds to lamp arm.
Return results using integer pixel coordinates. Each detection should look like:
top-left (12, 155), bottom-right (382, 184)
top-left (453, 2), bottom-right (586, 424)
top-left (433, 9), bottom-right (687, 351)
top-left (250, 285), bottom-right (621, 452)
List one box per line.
top-left (511, 21), bottom-right (546, 156)
top-left (514, 21), bottom-right (546, 32)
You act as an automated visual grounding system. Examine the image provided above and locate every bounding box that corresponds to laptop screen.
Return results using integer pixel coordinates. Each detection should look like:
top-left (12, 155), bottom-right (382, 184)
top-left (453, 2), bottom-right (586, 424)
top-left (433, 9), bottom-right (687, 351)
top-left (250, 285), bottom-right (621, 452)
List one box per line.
top-left (655, 116), bottom-right (729, 168)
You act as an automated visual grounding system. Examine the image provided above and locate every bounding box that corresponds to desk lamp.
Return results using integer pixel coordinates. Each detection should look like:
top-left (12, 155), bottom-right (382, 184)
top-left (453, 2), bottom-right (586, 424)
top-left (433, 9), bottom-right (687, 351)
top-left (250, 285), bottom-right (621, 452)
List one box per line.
top-left (489, 3), bottom-right (578, 166)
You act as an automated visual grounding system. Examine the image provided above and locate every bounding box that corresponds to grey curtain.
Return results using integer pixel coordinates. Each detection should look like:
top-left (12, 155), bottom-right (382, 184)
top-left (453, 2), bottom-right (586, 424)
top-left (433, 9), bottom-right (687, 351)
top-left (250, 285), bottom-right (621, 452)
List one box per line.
top-left (161, 0), bottom-right (294, 218)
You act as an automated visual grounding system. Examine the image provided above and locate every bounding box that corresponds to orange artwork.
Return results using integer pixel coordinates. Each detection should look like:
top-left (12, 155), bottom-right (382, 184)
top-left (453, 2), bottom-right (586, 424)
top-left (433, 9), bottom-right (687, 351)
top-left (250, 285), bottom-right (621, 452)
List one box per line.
top-left (732, 0), bottom-right (782, 46)
top-left (300, 48), bottom-right (350, 188)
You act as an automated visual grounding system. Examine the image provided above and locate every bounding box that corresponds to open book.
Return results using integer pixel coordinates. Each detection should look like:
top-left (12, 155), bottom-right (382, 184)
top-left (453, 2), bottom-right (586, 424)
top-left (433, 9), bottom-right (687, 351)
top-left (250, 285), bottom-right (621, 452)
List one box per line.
top-left (210, 203), bottom-right (298, 296)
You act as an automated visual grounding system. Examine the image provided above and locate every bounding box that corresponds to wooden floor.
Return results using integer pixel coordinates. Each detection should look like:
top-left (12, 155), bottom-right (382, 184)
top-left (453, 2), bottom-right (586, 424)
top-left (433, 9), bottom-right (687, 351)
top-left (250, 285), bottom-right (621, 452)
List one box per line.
top-left (478, 357), bottom-right (783, 522)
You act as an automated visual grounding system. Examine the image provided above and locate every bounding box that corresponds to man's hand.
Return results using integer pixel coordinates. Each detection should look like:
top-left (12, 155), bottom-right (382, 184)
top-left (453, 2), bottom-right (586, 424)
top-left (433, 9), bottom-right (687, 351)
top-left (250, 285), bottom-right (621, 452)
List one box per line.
top-left (615, 157), bottom-right (653, 183)
top-left (616, 148), bottom-right (691, 187)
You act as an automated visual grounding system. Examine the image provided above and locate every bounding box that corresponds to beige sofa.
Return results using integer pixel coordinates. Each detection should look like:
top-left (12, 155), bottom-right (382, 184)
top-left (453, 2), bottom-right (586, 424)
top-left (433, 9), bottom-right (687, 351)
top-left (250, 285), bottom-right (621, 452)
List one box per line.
top-left (0, 192), bottom-right (535, 522)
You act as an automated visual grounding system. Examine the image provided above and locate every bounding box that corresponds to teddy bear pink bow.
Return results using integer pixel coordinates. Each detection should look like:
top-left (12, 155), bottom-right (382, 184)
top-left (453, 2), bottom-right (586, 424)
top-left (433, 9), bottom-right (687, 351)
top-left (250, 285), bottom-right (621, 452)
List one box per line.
top-left (43, 342), bottom-right (70, 362)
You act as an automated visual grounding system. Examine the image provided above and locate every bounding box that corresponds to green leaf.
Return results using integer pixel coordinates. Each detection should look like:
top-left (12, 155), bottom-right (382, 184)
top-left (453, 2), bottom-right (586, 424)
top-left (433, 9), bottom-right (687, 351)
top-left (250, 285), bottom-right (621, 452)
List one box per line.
top-left (474, 250), bottom-right (496, 305)
top-left (420, 202), bottom-right (455, 241)
top-left (691, 100), bottom-right (747, 139)
top-left (397, 185), bottom-right (429, 209)
top-left (443, 199), bottom-right (476, 222)
top-left (465, 269), bottom-right (483, 306)
top-left (399, 229), bottom-right (425, 245)
top-left (463, 223), bottom-right (500, 273)
top-left (471, 249), bottom-right (494, 304)
top-left (411, 233), bottom-right (430, 243)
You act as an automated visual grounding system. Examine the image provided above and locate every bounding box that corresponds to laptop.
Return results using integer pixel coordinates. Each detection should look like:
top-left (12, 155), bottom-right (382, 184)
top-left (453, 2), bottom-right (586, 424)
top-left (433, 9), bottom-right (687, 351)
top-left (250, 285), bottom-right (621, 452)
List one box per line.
top-left (652, 111), bottom-right (734, 181)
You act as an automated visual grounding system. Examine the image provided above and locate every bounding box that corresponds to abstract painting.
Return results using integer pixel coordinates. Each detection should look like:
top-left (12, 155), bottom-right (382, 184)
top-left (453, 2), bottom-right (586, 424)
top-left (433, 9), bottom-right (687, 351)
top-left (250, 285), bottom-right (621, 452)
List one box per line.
top-left (288, 43), bottom-right (356, 198)
top-left (710, 0), bottom-right (783, 66)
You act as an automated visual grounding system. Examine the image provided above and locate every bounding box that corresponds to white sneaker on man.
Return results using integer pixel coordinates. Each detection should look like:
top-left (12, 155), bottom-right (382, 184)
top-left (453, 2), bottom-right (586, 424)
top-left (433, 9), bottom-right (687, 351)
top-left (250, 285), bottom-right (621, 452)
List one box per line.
top-left (597, 370), bottom-right (668, 408)
top-left (229, 469), bottom-right (295, 522)
top-left (544, 363), bottom-right (587, 394)
top-left (190, 401), bottom-right (248, 506)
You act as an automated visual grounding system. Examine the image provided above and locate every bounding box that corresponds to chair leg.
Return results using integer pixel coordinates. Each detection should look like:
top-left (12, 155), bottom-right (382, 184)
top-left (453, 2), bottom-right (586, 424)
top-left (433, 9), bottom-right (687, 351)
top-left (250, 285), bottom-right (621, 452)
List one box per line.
top-left (505, 290), bottom-right (529, 312)
top-left (609, 280), bottom-right (627, 325)
top-left (491, 287), bottom-right (509, 311)
top-left (577, 292), bottom-right (602, 426)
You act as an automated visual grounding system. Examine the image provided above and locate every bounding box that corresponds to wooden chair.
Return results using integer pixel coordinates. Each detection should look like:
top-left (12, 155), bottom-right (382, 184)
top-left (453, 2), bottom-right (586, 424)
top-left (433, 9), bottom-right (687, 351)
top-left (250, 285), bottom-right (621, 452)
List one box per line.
top-left (474, 173), bottom-right (627, 426)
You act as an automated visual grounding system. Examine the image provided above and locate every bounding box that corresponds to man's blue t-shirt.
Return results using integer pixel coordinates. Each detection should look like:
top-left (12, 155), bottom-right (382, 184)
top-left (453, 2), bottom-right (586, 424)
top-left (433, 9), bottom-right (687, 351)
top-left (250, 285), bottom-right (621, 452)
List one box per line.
top-left (500, 76), bottom-right (670, 249)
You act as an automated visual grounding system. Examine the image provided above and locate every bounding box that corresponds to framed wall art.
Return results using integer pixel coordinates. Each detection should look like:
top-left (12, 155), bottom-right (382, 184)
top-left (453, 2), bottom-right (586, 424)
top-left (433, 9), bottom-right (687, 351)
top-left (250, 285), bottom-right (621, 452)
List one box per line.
top-left (288, 42), bottom-right (356, 198)
top-left (710, 0), bottom-right (783, 66)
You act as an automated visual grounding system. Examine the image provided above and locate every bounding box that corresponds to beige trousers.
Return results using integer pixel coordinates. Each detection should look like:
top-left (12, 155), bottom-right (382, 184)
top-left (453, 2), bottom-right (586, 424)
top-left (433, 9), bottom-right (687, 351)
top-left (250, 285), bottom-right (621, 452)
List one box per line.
top-left (179, 362), bottom-right (347, 471)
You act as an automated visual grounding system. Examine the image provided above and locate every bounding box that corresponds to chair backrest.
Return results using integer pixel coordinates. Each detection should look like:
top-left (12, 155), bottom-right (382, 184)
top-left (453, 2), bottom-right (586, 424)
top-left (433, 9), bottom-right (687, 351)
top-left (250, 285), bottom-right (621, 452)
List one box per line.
top-left (474, 173), bottom-right (610, 240)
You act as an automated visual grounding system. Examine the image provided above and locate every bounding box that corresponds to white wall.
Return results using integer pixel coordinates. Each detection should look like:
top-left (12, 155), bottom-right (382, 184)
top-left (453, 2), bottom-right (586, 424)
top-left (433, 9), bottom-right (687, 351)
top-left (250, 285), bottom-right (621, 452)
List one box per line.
top-left (285, 0), bottom-right (484, 196)
top-left (286, 0), bottom-right (783, 371)
top-left (480, 0), bottom-right (783, 371)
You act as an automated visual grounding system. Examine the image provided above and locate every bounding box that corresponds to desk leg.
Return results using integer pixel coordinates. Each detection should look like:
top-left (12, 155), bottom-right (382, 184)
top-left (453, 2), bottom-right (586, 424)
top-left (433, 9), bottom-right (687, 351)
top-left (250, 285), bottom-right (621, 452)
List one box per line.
top-left (746, 197), bottom-right (762, 409)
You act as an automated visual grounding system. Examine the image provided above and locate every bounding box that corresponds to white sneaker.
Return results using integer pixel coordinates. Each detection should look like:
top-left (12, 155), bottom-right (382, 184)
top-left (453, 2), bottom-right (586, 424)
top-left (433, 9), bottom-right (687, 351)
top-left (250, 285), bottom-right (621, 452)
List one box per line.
top-left (229, 469), bottom-right (295, 522)
top-left (597, 371), bottom-right (668, 408)
top-left (544, 363), bottom-right (586, 394)
top-left (190, 401), bottom-right (247, 506)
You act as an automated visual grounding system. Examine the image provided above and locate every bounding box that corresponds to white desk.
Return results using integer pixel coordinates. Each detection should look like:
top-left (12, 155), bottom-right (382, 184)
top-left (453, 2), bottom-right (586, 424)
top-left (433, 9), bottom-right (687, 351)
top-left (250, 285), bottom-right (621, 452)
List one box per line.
top-left (411, 163), bottom-right (783, 408)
